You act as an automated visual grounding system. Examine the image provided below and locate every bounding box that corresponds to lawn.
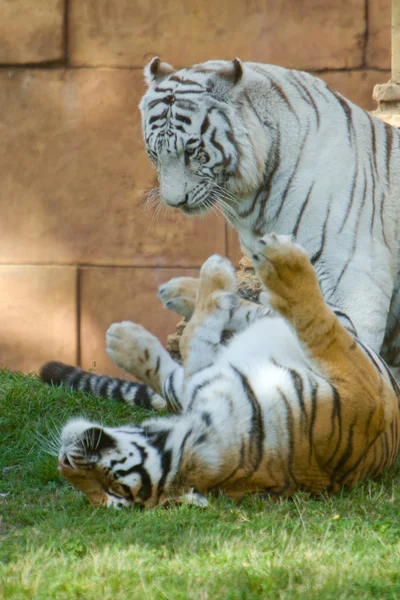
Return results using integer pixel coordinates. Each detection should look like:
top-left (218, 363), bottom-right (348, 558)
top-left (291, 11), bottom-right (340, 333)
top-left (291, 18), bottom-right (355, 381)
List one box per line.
top-left (1, 368), bottom-right (400, 599)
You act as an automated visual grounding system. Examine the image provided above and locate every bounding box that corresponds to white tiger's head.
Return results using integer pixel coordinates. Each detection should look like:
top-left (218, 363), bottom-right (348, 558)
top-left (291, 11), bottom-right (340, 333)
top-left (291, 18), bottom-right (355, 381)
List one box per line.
top-left (58, 418), bottom-right (178, 509)
top-left (139, 58), bottom-right (269, 215)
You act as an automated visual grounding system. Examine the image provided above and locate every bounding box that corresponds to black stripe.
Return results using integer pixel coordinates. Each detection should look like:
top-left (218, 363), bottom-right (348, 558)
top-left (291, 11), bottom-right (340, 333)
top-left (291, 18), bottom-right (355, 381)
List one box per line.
top-left (210, 438), bottom-right (246, 490)
top-left (337, 425), bottom-right (381, 485)
top-left (331, 91), bottom-right (354, 145)
top-left (176, 428), bottom-right (193, 473)
top-left (311, 204), bottom-right (331, 265)
top-left (175, 113), bottom-right (192, 125)
top-left (287, 369), bottom-right (306, 418)
top-left (232, 366), bottom-right (264, 471)
top-left (260, 74), bottom-right (297, 117)
top-left (333, 310), bottom-right (357, 335)
top-left (279, 390), bottom-right (297, 485)
top-left (134, 386), bottom-right (154, 410)
top-left (384, 123), bottom-right (394, 182)
top-left (99, 378), bottom-right (110, 398)
top-left (292, 184), bottom-right (314, 238)
top-left (379, 191), bottom-right (390, 249)
top-left (291, 73), bottom-right (321, 128)
top-left (187, 375), bottom-right (223, 410)
top-left (149, 109), bottom-right (169, 124)
top-left (329, 419), bottom-right (356, 489)
top-left (201, 412), bottom-right (212, 426)
top-left (84, 428), bottom-right (117, 453)
top-left (200, 114), bottom-right (210, 135)
top-left (253, 129), bottom-right (281, 235)
top-left (308, 379), bottom-right (318, 463)
top-left (167, 372), bottom-right (183, 412)
top-left (110, 456), bottom-right (127, 468)
top-left (70, 370), bottom-right (85, 389)
top-left (356, 339), bottom-right (384, 374)
top-left (366, 113), bottom-right (378, 174)
top-left (338, 162), bottom-right (358, 234)
top-left (156, 449), bottom-right (173, 501)
top-left (134, 466), bottom-right (153, 502)
top-left (369, 158), bottom-right (377, 234)
top-left (274, 134), bottom-right (306, 219)
top-left (243, 91), bottom-right (264, 127)
top-left (324, 385), bottom-right (342, 467)
top-left (175, 89), bottom-right (208, 95)
top-left (110, 382), bottom-right (124, 401)
top-left (334, 171), bottom-right (367, 290)
top-left (148, 98), bottom-right (172, 109)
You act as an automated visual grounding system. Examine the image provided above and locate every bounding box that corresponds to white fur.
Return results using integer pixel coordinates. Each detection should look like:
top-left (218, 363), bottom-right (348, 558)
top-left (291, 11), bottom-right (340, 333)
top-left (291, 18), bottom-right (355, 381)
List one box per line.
top-left (140, 59), bottom-right (400, 377)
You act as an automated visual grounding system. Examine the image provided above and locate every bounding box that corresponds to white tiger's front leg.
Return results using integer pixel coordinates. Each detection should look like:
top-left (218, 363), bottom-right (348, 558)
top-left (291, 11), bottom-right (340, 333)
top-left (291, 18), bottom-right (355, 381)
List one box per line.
top-left (106, 322), bottom-right (182, 401)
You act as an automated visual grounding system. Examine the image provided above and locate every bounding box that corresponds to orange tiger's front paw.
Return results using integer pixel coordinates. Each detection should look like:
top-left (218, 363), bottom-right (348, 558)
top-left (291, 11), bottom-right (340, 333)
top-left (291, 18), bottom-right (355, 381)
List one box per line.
top-left (252, 233), bottom-right (308, 269)
top-left (251, 233), bottom-right (317, 312)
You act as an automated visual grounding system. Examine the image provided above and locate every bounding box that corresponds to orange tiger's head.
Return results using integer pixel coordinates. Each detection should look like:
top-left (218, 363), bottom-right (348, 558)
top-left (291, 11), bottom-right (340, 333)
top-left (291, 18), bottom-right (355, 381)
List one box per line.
top-left (58, 418), bottom-right (169, 509)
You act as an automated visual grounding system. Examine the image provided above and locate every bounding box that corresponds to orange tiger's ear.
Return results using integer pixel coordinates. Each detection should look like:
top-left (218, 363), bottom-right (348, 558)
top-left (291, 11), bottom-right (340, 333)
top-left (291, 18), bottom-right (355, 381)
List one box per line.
top-left (144, 57), bottom-right (175, 86)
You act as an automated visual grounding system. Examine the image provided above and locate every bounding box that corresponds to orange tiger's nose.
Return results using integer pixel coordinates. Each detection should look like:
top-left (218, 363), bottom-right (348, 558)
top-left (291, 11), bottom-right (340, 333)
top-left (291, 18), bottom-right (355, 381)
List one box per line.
top-left (58, 455), bottom-right (73, 471)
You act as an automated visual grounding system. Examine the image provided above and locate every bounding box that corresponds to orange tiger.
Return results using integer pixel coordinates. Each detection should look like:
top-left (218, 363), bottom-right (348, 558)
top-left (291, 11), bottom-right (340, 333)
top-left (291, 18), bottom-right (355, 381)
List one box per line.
top-left (46, 234), bottom-right (400, 508)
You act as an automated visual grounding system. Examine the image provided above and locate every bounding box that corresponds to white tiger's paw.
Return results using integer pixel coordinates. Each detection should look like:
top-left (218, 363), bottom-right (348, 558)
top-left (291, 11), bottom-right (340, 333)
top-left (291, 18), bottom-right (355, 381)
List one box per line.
top-left (158, 276), bottom-right (198, 319)
top-left (199, 254), bottom-right (236, 293)
top-left (106, 321), bottom-right (164, 383)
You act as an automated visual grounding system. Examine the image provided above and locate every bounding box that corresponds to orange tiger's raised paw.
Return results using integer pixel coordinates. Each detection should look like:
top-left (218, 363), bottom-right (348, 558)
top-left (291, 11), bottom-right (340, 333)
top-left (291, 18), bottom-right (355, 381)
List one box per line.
top-left (251, 233), bottom-right (321, 317)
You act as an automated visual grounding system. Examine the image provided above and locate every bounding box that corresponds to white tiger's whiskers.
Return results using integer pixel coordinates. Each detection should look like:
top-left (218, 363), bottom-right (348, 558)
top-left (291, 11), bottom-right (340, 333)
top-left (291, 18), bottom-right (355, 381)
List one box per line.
top-left (139, 186), bottom-right (161, 212)
top-left (147, 198), bottom-right (168, 232)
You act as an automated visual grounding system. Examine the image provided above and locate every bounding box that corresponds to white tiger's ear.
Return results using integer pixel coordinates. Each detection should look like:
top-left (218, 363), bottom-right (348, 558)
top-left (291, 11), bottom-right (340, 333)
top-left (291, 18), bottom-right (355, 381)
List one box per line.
top-left (211, 58), bottom-right (244, 99)
top-left (144, 57), bottom-right (175, 86)
top-left (218, 58), bottom-right (243, 86)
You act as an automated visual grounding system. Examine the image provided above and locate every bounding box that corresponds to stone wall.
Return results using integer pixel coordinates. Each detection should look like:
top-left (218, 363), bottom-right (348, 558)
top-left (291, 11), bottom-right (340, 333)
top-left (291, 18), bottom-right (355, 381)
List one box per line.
top-left (0, 0), bottom-right (391, 377)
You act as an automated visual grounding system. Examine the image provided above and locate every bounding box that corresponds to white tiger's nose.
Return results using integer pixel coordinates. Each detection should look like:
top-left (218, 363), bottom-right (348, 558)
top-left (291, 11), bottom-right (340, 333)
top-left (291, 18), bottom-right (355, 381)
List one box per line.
top-left (163, 194), bottom-right (188, 208)
top-left (159, 162), bottom-right (188, 207)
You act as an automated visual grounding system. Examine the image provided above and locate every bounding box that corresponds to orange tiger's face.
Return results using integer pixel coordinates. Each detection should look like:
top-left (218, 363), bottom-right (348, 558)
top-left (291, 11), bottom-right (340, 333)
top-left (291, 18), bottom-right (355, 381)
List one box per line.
top-left (58, 456), bottom-right (131, 508)
top-left (58, 419), bottom-right (167, 509)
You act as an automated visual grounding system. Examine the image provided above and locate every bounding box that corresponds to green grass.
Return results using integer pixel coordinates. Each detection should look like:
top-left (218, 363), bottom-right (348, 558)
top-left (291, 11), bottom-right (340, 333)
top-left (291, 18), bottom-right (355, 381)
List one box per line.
top-left (1, 369), bottom-right (400, 599)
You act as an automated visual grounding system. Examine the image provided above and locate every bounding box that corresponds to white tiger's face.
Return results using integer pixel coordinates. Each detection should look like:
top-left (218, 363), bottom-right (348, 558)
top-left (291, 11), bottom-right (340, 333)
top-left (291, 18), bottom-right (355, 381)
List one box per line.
top-left (139, 59), bottom-right (268, 215)
top-left (58, 419), bottom-right (168, 509)
top-left (140, 86), bottom-right (239, 215)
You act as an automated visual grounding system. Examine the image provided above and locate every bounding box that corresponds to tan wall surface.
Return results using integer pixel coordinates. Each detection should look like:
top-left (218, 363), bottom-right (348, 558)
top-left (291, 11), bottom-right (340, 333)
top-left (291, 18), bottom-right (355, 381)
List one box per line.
top-left (0, 0), bottom-right (392, 376)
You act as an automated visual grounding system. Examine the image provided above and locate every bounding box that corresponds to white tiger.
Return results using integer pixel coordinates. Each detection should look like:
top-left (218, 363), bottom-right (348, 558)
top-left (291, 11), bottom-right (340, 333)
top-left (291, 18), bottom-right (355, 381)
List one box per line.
top-left (139, 58), bottom-right (400, 377)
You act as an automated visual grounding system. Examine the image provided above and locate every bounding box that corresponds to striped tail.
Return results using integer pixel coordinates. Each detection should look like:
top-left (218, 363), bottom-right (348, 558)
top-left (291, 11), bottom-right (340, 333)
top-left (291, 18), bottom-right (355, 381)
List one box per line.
top-left (40, 361), bottom-right (167, 412)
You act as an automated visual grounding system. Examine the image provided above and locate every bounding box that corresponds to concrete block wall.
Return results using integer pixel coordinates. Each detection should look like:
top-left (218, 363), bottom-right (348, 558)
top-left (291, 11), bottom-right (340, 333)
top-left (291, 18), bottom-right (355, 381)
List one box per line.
top-left (0, 0), bottom-right (391, 377)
